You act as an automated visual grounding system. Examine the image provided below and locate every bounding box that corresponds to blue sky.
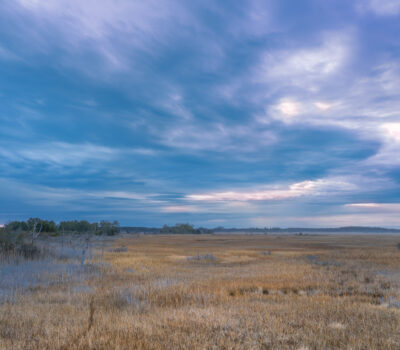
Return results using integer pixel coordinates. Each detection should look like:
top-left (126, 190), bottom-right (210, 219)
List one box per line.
top-left (1, 0), bottom-right (400, 227)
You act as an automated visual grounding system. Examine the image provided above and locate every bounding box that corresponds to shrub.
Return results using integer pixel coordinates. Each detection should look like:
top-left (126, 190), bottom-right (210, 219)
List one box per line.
top-left (110, 246), bottom-right (128, 253)
top-left (162, 224), bottom-right (200, 234)
top-left (98, 220), bottom-right (120, 236)
top-left (17, 243), bottom-right (41, 259)
top-left (0, 230), bottom-right (42, 259)
top-left (0, 230), bottom-right (24, 254)
top-left (187, 254), bottom-right (216, 262)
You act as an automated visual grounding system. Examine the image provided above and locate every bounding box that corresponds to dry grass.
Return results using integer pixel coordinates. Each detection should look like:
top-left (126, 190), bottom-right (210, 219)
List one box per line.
top-left (1, 234), bottom-right (400, 349)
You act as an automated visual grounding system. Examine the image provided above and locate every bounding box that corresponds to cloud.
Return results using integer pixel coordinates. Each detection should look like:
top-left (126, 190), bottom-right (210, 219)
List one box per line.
top-left (1, 1), bottom-right (400, 227)
top-left (358, 0), bottom-right (400, 16)
top-left (346, 203), bottom-right (381, 208)
top-left (276, 100), bottom-right (300, 117)
top-left (161, 205), bottom-right (201, 213)
top-left (360, 123), bottom-right (400, 167)
top-left (267, 98), bottom-right (301, 124)
top-left (346, 203), bottom-right (400, 211)
top-left (0, 142), bottom-right (116, 167)
top-left (258, 32), bottom-right (351, 90)
top-left (8, 0), bottom-right (190, 75)
top-left (381, 123), bottom-right (400, 143)
top-left (257, 58), bottom-right (400, 135)
top-left (187, 178), bottom-right (356, 202)
top-left (15, 0), bottom-right (175, 43)
top-left (155, 121), bottom-right (276, 153)
top-left (314, 101), bottom-right (333, 111)
top-left (0, 142), bottom-right (158, 169)
top-left (0, 45), bottom-right (20, 61)
top-left (100, 191), bottom-right (156, 201)
top-left (260, 97), bottom-right (339, 125)
top-left (0, 177), bottom-right (163, 212)
top-left (255, 213), bottom-right (400, 228)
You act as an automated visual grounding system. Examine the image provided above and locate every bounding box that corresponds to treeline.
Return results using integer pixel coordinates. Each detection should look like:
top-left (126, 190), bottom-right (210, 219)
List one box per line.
top-left (0, 218), bottom-right (120, 258)
top-left (2, 218), bottom-right (120, 236)
top-left (1, 221), bottom-right (214, 237)
top-left (161, 223), bottom-right (213, 234)
top-left (213, 226), bottom-right (400, 234)
top-left (121, 223), bottom-right (213, 234)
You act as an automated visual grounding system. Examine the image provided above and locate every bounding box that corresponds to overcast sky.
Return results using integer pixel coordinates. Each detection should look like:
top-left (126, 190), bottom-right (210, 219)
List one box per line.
top-left (1, 0), bottom-right (400, 227)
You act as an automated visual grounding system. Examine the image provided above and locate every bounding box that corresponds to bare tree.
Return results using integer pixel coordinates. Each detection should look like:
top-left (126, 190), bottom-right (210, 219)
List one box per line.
top-left (30, 219), bottom-right (43, 244)
top-left (61, 226), bottom-right (65, 249)
top-left (80, 234), bottom-right (91, 270)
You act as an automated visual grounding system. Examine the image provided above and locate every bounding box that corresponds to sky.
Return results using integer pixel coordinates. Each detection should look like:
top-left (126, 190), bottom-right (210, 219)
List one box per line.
top-left (1, 0), bottom-right (400, 228)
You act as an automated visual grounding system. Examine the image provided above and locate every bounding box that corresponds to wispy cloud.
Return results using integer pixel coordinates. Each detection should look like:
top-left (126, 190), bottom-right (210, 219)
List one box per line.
top-left (253, 213), bottom-right (400, 228)
top-left (258, 32), bottom-right (351, 91)
top-left (1, 1), bottom-right (400, 226)
top-left (187, 178), bottom-right (356, 202)
top-left (357, 0), bottom-right (400, 16)
top-left (0, 142), bottom-right (116, 166)
top-left (155, 121), bottom-right (276, 153)
top-left (161, 205), bottom-right (201, 213)
top-left (0, 45), bottom-right (20, 61)
top-left (346, 203), bottom-right (400, 210)
top-left (0, 142), bottom-right (158, 168)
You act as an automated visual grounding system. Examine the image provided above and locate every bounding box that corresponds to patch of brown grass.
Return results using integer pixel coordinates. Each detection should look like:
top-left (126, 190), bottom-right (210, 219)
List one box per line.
top-left (1, 234), bottom-right (400, 349)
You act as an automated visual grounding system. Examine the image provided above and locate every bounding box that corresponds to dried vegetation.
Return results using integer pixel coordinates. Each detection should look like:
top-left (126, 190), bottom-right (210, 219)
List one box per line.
top-left (1, 234), bottom-right (400, 349)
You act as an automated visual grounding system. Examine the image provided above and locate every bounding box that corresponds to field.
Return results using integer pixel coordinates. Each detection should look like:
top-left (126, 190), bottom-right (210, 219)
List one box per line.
top-left (1, 233), bottom-right (400, 349)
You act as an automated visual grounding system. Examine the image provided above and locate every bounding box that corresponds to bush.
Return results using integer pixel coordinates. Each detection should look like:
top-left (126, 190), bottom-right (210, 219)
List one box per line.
top-left (0, 230), bottom-right (41, 259)
top-left (0, 231), bottom-right (24, 254)
top-left (17, 243), bottom-right (41, 259)
top-left (187, 254), bottom-right (216, 262)
top-left (59, 220), bottom-right (97, 234)
top-left (161, 224), bottom-right (200, 234)
top-left (98, 220), bottom-right (120, 236)
top-left (6, 219), bottom-right (57, 234)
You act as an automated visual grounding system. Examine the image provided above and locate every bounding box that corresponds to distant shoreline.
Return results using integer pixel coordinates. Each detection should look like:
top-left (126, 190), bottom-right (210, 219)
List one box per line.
top-left (120, 226), bottom-right (400, 235)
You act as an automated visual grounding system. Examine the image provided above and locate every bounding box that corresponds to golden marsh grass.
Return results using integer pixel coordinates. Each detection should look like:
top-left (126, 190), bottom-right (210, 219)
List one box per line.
top-left (1, 234), bottom-right (400, 349)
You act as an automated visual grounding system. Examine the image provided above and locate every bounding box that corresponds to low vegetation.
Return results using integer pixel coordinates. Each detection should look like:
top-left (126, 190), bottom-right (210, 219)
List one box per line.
top-left (161, 223), bottom-right (213, 234)
top-left (3, 218), bottom-right (120, 237)
top-left (0, 233), bottom-right (399, 349)
top-left (0, 219), bottom-right (120, 258)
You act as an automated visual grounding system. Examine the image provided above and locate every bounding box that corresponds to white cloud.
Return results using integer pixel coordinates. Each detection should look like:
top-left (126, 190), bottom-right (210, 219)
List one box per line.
top-left (187, 178), bottom-right (356, 202)
top-left (267, 98), bottom-right (301, 123)
top-left (156, 121), bottom-right (276, 153)
top-left (159, 92), bottom-right (193, 120)
top-left (271, 213), bottom-right (400, 227)
top-left (0, 177), bottom-right (163, 211)
top-left (314, 101), bottom-right (333, 111)
top-left (363, 143), bottom-right (400, 167)
top-left (346, 203), bottom-right (400, 211)
top-left (381, 123), bottom-right (400, 143)
top-left (13, 0), bottom-right (190, 73)
top-left (16, 0), bottom-right (175, 41)
top-left (346, 203), bottom-right (380, 208)
top-left (100, 191), bottom-right (154, 201)
top-left (18, 142), bottom-right (115, 166)
top-left (263, 98), bottom-right (339, 125)
top-left (358, 0), bottom-right (400, 16)
top-left (258, 59), bottom-right (400, 130)
top-left (0, 45), bottom-right (20, 61)
top-left (342, 63), bottom-right (400, 120)
top-left (278, 99), bottom-right (300, 116)
top-left (259, 32), bottom-right (350, 89)
top-left (0, 142), bottom-right (157, 167)
top-left (360, 123), bottom-right (400, 167)
top-left (161, 205), bottom-right (201, 213)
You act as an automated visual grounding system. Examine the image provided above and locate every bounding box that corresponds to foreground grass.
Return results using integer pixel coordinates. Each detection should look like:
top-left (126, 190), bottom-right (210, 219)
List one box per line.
top-left (1, 234), bottom-right (400, 349)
